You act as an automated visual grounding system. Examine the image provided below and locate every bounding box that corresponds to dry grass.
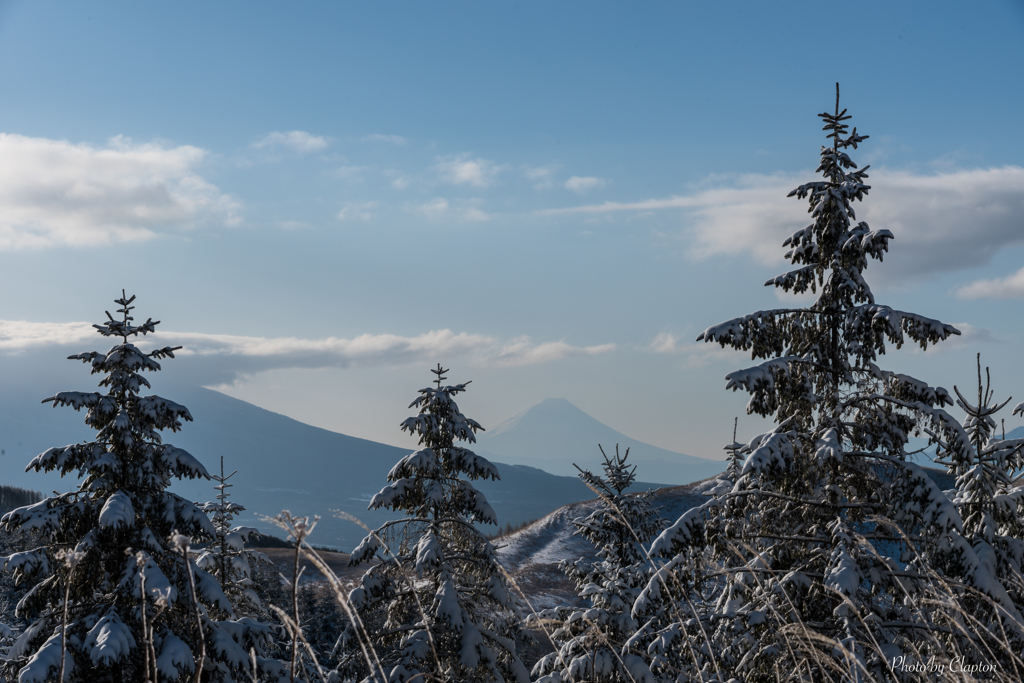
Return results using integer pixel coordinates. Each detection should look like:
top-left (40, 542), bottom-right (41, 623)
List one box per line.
top-left (240, 496), bottom-right (1024, 683)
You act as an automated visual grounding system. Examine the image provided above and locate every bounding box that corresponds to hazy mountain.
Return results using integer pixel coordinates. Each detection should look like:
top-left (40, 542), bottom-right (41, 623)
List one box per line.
top-left (0, 384), bottom-right (664, 551)
top-left (475, 398), bottom-right (724, 484)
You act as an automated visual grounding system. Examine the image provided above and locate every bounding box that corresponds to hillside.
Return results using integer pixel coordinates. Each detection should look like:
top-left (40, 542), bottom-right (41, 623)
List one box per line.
top-left (0, 383), bottom-right (660, 551)
top-left (496, 466), bottom-right (957, 609)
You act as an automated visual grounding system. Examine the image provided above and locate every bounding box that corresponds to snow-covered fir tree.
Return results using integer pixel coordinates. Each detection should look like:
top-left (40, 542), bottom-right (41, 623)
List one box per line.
top-left (929, 355), bottom-right (1024, 657)
top-left (631, 87), bottom-right (1009, 681)
top-left (531, 446), bottom-right (664, 683)
top-left (339, 364), bottom-right (529, 683)
top-left (0, 293), bottom-right (280, 683)
top-left (198, 457), bottom-right (271, 617)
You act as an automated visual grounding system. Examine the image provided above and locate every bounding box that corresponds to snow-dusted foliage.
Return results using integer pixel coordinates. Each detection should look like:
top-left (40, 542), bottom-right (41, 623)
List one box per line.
top-left (340, 365), bottom-right (529, 683)
top-left (198, 457), bottom-right (271, 617)
top-left (929, 356), bottom-right (1024, 646)
top-left (0, 294), bottom-right (277, 683)
top-left (637, 89), bottom-right (1024, 681)
top-left (531, 446), bottom-right (665, 683)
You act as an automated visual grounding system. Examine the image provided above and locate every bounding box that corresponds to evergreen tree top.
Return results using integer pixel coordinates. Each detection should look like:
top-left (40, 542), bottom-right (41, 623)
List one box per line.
top-left (571, 445), bottom-right (665, 568)
top-left (363, 366), bottom-right (499, 527)
top-left (401, 363), bottom-right (486, 450)
top-left (27, 294), bottom-right (207, 494)
top-left (697, 84), bottom-right (959, 431)
top-left (575, 444), bottom-right (638, 498)
top-left (92, 291), bottom-right (160, 340)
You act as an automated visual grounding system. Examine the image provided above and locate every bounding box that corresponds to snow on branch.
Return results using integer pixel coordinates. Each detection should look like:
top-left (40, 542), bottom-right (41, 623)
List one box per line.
top-left (17, 632), bottom-right (74, 683)
top-left (741, 427), bottom-right (797, 476)
top-left (875, 455), bottom-right (963, 533)
top-left (456, 480), bottom-right (497, 525)
top-left (449, 447), bottom-right (500, 481)
top-left (388, 448), bottom-right (440, 480)
top-left (156, 633), bottom-right (195, 679)
top-left (650, 498), bottom-right (722, 558)
top-left (369, 477), bottom-right (413, 511)
top-left (84, 612), bottom-right (137, 666)
top-left (697, 309), bottom-right (800, 350)
top-left (160, 446), bottom-right (211, 480)
top-left (98, 491), bottom-right (135, 529)
top-left (725, 357), bottom-right (800, 395)
top-left (846, 305), bottom-right (960, 352)
top-left (0, 549), bottom-right (51, 582)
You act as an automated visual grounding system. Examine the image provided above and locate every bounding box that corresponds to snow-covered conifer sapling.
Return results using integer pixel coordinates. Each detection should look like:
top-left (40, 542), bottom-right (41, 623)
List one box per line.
top-left (341, 364), bottom-right (529, 683)
top-left (0, 293), bottom-right (279, 683)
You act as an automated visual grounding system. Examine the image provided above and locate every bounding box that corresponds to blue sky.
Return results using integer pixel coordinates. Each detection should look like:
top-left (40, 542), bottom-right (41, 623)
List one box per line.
top-left (0, 1), bottom-right (1022, 460)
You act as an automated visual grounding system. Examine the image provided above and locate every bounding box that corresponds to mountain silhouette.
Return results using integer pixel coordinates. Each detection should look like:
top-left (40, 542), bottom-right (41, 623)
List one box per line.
top-left (475, 398), bottom-right (723, 484)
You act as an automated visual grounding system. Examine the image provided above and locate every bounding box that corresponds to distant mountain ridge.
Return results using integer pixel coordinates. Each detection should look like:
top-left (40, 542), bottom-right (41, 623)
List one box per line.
top-left (2, 386), bottom-right (1008, 553)
top-left (0, 384), bottom-right (665, 551)
top-left (476, 398), bottom-right (724, 484)
top-left (1005, 425), bottom-right (1024, 440)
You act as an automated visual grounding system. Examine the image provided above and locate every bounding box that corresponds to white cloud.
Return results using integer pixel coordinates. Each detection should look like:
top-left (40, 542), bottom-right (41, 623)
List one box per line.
top-left (523, 166), bottom-right (556, 189)
top-left (492, 337), bottom-right (616, 367)
top-left (541, 194), bottom-right (707, 216)
top-left (362, 134), bottom-right (407, 145)
top-left (540, 172), bottom-right (812, 265)
top-left (386, 169), bottom-right (411, 189)
top-left (564, 176), bottom-right (606, 193)
top-left (0, 133), bottom-right (239, 249)
top-left (462, 207), bottom-right (491, 222)
top-left (337, 201), bottom-right (378, 221)
top-left (919, 323), bottom-right (998, 353)
top-left (252, 130), bottom-right (329, 153)
top-left (0, 320), bottom-right (613, 381)
top-left (433, 154), bottom-right (503, 188)
top-left (647, 332), bottom-right (745, 368)
top-left (173, 329), bottom-right (491, 365)
top-left (958, 324), bottom-right (997, 345)
top-left (956, 266), bottom-right (1024, 300)
top-left (334, 165), bottom-right (365, 181)
top-left (414, 197), bottom-right (490, 222)
top-left (417, 197), bottom-right (450, 219)
top-left (544, 166), bottom-right (1024, 283)
top-left (649, 332), bottom-right (681, 354)
top-left (0, 320), bottom-right (96, 351)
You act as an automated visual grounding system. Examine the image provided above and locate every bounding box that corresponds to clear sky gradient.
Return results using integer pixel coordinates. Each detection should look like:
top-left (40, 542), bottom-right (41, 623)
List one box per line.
top-left (0, 1), bottom-right (1022, 459)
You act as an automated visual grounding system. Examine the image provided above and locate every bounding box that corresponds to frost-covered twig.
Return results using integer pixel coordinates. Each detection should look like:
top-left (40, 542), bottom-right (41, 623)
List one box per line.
top-left (57, 548), bottom-right (82, 683)
top-left (172, 534), bottom-right (205, 683)
top-left (269, 512), bottom-right (325, 683)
